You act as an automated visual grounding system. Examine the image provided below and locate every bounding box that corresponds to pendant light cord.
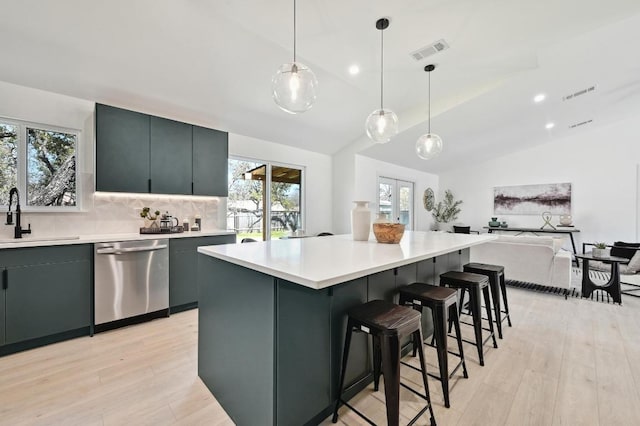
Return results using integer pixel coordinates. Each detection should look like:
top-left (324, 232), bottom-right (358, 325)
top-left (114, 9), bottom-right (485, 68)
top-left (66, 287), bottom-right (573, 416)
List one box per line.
top-left (380, 26), bottom-right (384, 111)
top-left (293, 0), bottom-right (297, 63)
top-left (428, 71), bottom-right (431, 133)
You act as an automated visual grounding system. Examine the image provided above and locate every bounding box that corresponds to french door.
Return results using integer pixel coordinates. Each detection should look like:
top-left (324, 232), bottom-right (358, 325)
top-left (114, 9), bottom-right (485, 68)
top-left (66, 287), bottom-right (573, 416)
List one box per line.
top-left (378, 177), bottom-right (414, 230)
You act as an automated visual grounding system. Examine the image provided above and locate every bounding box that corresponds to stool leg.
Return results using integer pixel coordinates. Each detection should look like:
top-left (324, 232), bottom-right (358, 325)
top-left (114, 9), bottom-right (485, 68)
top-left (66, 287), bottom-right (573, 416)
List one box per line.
top-left (468, 287), bottom-right (485, 366)
top-left (482, 286), bottom-right (498, 349)
top-left (413, 305), bottom-right (423, 357)
top-left (450, 303), bottom-right (468, 379)
top-left (373, 335), bottom-right (382, 391)
top-left (332, 319), bottom-right (354, 423)
top-left (489, 273), bottom-right (503, 339)
top-left (380, 335), bottom-right (401, 426)
top-left (432, 304), bottom-right (450, 408)
top-left (414, 327), bottom-right (437, 426)
top-left (499, 273), bottom-right (512, 327)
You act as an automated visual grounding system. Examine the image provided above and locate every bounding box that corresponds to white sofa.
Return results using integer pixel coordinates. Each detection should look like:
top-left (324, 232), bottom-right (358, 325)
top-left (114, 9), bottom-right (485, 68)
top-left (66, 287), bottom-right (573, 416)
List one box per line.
top-left (470, 235), bottom-right (572, 290)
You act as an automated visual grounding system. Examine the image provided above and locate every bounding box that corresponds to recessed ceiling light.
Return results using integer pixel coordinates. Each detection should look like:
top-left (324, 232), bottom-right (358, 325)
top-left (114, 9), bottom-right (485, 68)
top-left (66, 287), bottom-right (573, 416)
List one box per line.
top-left (534, 93), bottom-right (546, 103)
top-left (545, 122), bottom-right (555, 129)
top-left (348, 64), bottom-right (360, 75)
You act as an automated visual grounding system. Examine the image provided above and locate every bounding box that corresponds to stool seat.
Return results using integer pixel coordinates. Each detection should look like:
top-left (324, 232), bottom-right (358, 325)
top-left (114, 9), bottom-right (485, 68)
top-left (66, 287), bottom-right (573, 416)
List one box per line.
top-left (348, 300), bottom-right (422, 336)
top-left (399, 283), bottom-right (457, 305)
top-left (464, 262), bottom-right (504, 274)
top-left (440, 271), bottom-right (489, 287)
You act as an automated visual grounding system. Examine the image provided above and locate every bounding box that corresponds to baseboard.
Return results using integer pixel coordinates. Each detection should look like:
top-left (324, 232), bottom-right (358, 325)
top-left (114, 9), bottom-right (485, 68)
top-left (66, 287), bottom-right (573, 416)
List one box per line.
top-left (0, 327), bottom-right (90, 357)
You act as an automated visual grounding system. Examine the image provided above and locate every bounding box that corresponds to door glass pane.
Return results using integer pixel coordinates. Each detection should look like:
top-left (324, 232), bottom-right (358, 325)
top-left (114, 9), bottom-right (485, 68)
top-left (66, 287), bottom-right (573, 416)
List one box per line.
top-left (270, 166), bottom-right (302, 239)
top-left (0, 123), bottom-right (18, 206)
top-left (378, 181), bottom-right (392, 222)
top-left (227, 159), bottom-right (266, 242)
top-left (398, 183), bottom-right (413, 230)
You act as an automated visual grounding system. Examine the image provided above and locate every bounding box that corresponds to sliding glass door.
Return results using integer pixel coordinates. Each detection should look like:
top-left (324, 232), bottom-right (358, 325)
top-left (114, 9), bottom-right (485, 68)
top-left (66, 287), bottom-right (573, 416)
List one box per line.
top-left (227, 158), bottom-right (303, 241)
top-left (378, 177), bottom-right (414, 230)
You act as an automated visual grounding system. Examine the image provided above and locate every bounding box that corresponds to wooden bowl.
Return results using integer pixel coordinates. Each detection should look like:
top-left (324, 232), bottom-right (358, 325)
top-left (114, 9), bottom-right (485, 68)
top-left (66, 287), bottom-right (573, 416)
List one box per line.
top-left (373, 223), bottom-right (405, 244)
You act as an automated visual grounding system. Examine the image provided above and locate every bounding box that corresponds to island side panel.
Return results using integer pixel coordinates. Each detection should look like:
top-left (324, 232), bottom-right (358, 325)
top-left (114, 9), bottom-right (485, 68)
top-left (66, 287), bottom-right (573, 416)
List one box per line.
top-left (275, 279), bottom-right (332, 426)
top-left (198, 255), bottom-right (276, 425)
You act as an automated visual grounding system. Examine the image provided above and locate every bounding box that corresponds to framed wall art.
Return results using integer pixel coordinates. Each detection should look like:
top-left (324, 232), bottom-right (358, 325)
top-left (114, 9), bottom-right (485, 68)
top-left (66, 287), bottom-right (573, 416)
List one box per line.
top-left (494, 182), bottom-right (571, 215)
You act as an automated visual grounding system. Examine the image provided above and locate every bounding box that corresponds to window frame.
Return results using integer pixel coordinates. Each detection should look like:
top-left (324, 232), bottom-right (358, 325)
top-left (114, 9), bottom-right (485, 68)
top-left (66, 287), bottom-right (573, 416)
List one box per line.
top-left (0, 116), bottom-right (82, 212)
top-left (228, 155), bottom-right (306, 240)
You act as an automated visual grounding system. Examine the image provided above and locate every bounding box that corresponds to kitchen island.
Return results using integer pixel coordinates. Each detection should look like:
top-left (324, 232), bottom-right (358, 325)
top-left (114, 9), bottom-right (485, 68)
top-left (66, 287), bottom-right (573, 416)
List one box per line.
top-left (197, 231), bottom-right (495, 425)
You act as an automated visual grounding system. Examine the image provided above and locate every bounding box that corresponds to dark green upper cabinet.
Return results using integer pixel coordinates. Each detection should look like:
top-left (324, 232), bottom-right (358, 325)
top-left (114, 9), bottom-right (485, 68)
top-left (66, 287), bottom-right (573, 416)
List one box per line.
top-left (95, 104), bottom-right (150, 193)
top-left (95, 104), bottom-right (228, 196)
top-left (150, 117), bottom-right (193, 195)
top-left (193, 126), bottom-right (228, 196)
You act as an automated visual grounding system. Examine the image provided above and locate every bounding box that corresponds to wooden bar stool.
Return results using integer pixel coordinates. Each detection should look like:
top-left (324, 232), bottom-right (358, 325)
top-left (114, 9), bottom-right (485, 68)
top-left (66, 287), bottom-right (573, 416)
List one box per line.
top-left (440, 271), bottom-right (497, 366)
top-left (463, 262), bottom-right (512, 338)
top-left (332, 300), bottom-right (437, 426)
top-left (398, 283), bottom-right (468, 408)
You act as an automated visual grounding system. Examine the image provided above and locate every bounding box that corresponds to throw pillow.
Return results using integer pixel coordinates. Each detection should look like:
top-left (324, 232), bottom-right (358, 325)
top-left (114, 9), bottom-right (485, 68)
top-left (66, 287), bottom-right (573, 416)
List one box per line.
top-left (610, 241), bottom-right (640, 259)
top-left (625, 250), bottom-right (640, 274)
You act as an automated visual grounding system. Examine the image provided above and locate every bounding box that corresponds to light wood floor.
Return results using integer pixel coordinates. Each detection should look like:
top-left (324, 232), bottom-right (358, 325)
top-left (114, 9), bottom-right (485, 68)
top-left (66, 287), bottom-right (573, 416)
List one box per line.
top-left (1, 288), bottom-right (640, 426)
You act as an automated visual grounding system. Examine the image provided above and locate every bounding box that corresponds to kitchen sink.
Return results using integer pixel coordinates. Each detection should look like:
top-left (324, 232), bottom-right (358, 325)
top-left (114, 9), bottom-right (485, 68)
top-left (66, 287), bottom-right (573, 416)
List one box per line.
top-left (0, 235), bottom-right (80, 244)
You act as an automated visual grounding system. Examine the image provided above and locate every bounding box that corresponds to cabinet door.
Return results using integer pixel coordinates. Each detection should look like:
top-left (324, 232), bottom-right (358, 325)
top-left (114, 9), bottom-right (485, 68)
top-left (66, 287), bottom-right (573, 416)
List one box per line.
top-left (5, 260), bottom-right (91, 344)
top-left (150, 116), bottom-right (193, 194)
top-left (96, 104), bottom-right (150, 193)
top-left (192, 126), bottom-right (228, 196)
top-left (170, 235), bottom-right (235, 308)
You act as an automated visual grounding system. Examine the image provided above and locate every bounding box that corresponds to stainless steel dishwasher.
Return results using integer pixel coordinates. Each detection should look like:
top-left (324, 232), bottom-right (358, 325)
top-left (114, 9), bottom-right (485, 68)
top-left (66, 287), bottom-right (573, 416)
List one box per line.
top-left (94, 239), bottom-right (169, 331)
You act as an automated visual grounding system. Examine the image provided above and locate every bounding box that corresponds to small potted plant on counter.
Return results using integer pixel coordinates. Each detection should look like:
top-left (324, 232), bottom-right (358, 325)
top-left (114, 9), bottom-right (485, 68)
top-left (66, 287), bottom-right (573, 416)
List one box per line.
top-left (592, 242), bottom-right (609, 258)
top-left (140, 207), bottom-right (161, 228)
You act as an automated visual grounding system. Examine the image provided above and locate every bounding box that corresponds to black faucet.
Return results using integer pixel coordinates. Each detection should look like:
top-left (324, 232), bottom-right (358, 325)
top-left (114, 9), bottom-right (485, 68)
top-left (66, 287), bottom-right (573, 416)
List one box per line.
top-left (6, 187), bottom-right (31, 239)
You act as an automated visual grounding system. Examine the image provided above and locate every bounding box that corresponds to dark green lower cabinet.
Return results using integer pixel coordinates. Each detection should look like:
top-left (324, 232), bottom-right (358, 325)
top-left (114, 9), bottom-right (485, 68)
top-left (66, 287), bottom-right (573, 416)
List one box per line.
top-left (170, 235), bottom-right (235, 311)
top-left (5, 260), bottom-right (91, 344)
top-left (0, 244), bottom-right (92, 353)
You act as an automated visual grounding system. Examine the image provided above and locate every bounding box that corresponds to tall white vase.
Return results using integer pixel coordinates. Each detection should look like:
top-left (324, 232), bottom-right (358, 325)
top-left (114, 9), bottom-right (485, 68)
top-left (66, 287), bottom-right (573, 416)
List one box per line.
top-left (351, 201), bottom-right (371, 241)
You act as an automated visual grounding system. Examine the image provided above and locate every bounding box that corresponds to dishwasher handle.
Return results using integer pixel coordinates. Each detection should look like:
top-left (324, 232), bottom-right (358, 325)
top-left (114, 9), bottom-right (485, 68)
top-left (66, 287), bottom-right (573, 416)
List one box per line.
top-left (96, 244), bottom-right (168, 255)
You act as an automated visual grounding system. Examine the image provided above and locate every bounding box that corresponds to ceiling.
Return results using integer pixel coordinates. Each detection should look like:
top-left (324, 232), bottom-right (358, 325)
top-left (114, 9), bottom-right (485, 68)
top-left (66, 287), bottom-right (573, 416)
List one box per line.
top-left (1, 0), bottom-right (640, 173)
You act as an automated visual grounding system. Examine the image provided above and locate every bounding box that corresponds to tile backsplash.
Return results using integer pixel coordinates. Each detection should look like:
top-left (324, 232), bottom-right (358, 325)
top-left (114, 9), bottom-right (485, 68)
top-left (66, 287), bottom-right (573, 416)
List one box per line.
top-left (0, 192), bottom-right (223, 239)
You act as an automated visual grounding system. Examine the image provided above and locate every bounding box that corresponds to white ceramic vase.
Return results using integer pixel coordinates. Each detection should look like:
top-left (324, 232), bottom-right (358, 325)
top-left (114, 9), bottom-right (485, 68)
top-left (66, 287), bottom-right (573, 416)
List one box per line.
top-left (351, 201), bottom-right (372, 241)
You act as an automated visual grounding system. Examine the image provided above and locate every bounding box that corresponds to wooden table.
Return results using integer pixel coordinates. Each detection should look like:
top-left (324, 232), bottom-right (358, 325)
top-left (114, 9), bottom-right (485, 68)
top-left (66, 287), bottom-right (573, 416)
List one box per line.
top-left (575, 253), bottom-right (629, 304)
top-left (484, 226), bottom-right (581, 266)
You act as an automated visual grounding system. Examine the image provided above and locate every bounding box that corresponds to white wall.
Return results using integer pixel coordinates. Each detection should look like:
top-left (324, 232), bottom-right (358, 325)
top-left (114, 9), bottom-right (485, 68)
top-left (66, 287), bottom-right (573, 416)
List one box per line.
top-left (229, 133), bottom-right (333, 235)
top-left (354, 155), bottom-right (439, 232)
top-left (439, 115), bottom-right (640, 249)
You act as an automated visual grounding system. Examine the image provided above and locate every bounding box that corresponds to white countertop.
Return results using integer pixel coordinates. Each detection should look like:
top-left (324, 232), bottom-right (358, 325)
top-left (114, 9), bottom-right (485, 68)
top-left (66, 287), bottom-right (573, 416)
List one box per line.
top-left (198, 231), bottom-right (496, 290)
top-left (0, 230), bottom-right (235, 249)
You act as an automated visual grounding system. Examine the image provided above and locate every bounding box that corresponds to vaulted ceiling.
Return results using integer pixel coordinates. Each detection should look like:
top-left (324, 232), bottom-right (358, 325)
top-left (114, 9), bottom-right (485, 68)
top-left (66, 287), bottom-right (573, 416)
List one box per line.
top-left (1, 0), bottom-right (640, 173)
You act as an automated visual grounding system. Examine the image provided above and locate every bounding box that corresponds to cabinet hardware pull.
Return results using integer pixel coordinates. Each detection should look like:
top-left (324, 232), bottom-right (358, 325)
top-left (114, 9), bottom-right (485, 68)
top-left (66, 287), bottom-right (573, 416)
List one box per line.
top-left (2, 268), bottom-right (7, 290)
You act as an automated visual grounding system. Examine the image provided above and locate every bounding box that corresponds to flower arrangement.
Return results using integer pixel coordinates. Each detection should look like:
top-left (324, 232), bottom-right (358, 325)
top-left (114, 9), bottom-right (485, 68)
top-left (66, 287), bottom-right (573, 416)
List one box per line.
top-left (432, 190), bottom-right (462, 224)
top-left (140, 207), bottom-right (161, 220)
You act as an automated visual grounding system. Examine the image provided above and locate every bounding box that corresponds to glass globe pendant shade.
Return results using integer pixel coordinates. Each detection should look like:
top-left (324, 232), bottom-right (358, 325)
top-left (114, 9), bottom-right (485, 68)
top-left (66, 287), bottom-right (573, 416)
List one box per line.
top-left (415, 133), bottom-right (443, 159)
top-left (365, 108), bottom-right (399, 144)
top-left (272, 62), bottom-right (318, 114)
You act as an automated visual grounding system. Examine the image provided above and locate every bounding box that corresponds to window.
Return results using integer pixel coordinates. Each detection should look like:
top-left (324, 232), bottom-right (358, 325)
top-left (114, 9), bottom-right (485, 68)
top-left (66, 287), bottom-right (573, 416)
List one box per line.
top-left (227, 158), bottom-right (304, 241)
top-left (378, 177), bottom-right (414, 230)
top-left (0, 118), bottom-right (79, 209)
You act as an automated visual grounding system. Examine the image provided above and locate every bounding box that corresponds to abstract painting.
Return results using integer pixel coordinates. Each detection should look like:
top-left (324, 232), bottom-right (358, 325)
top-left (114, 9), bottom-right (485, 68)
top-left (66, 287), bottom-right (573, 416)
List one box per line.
top-left (494, 183), bottom-right (571, 215)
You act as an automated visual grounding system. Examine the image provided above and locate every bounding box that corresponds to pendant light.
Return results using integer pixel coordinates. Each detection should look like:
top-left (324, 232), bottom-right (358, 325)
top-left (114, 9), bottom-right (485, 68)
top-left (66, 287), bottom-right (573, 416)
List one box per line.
top-left (365, 18), bottom-right (398, 144)
top-left (415, 64), bottom-right (443, 159)
top-left (272, 0), bottom-right (317, 114)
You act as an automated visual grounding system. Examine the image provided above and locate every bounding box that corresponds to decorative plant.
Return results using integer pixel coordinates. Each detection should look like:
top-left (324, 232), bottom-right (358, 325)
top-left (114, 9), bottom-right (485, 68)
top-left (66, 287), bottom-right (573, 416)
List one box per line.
top-left (594, 242), bottom-right (607, 249)
top-left (140, 207), bottom-right (161, 220)
top-left (432, 190), bottom-right (462, 223)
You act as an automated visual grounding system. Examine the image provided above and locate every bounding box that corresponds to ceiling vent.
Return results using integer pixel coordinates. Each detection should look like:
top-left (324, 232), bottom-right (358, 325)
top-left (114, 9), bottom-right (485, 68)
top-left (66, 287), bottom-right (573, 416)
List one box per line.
top-left (568, 119), bottom-right (593, 129)
top-left (562, 85), bottom-right (596, 102)
top-left (410, 39), bottom-right (450, 61)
